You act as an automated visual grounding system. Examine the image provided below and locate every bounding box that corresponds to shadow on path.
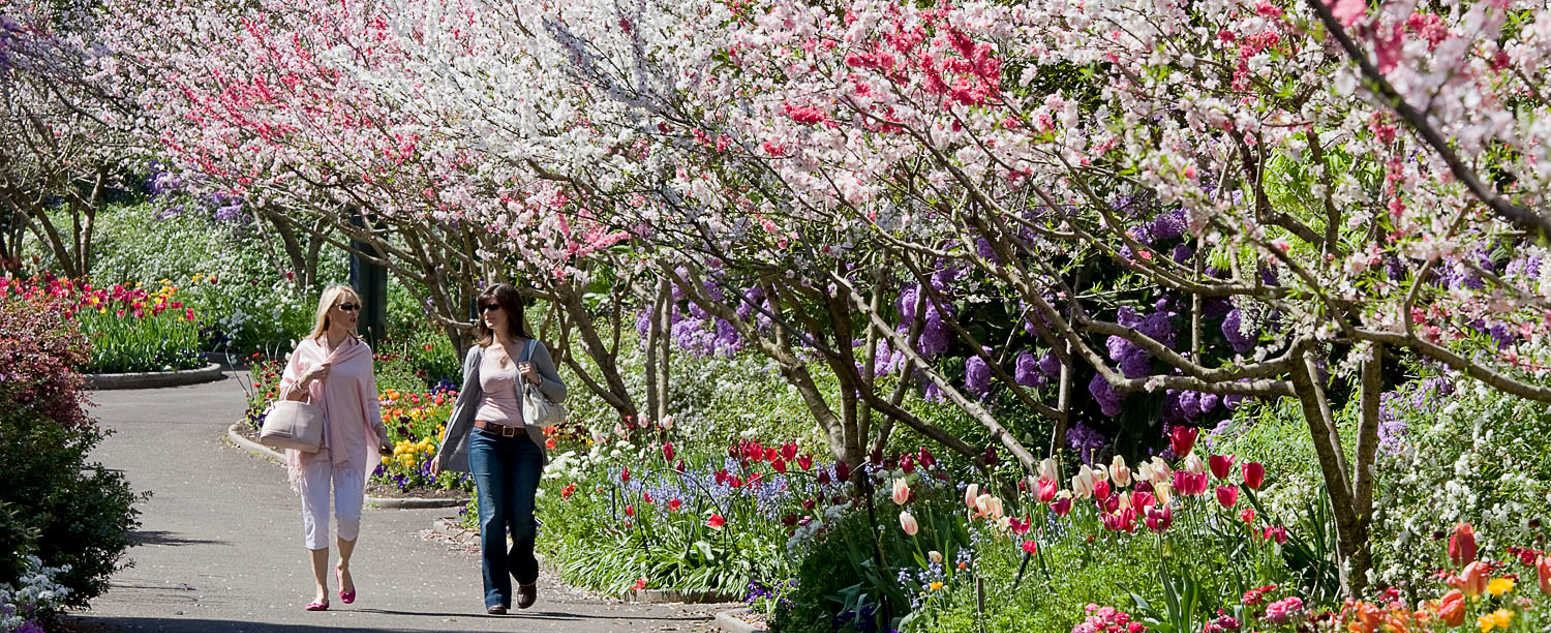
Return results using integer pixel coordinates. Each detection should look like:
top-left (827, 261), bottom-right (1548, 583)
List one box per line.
top-left (129, 530), bottom-right (231, 547)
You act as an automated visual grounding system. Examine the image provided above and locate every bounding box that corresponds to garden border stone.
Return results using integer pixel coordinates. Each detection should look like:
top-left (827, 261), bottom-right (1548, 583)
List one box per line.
top-left (85, 362), bottom-right (224, 390)
top-left (424, 518), bottom-right (744, 606)
top-left (225, 422), bottom-right (469, 509)
top-left (713, 608), bottom-right (768, 633)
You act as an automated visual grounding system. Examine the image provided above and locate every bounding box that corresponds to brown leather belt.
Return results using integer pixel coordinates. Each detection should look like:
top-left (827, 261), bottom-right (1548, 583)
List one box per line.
top-left (474, 419), bottom-right (525, 438)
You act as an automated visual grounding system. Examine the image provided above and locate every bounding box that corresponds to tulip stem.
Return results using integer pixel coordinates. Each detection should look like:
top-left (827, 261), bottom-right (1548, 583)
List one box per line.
top-left (1011, 551), bottom-right (1031, 591)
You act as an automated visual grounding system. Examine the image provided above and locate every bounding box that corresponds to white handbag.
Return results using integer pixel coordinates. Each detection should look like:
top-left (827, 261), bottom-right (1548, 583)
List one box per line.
top-left (259, 399), bottom-right (324, 452)
top-left (520, 340), bottom-right (567, 428)
top-left (259, 345), bottom-right (339, 453)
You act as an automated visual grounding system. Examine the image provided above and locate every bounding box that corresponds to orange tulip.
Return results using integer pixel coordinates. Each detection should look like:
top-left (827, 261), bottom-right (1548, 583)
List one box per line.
top-left (1451, 562), bottom-right (1488, 598)
top-left (1537, 555), bottom-right (1551, 596)
top-left (1436, 590), bottom-right (1466, 627)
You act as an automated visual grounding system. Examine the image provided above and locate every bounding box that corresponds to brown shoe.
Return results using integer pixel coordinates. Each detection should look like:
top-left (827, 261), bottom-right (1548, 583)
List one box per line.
top-left (517, 583), bottom-right (537, 609)
top-left (487, 605), bottom-right (507, 615)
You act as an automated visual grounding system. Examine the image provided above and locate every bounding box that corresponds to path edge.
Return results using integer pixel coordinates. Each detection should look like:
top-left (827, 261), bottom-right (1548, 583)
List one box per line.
top-left (86, 363), bottom-right (224, 390)
top-left (714, 608), bottom-right (768, 633)
top-left (225, 422), bottom-right (468, 509)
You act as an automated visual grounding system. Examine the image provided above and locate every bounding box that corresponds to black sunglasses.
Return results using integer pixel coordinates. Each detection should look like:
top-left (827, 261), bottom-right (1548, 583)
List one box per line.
top-left (479, 304), bottom-right (502, 313)
top-left (336, 303), bottom-right (360, 312)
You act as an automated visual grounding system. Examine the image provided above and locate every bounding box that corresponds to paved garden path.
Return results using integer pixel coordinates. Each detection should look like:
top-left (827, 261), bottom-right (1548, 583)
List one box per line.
top-left (65, 374), bottom-right (723, 633)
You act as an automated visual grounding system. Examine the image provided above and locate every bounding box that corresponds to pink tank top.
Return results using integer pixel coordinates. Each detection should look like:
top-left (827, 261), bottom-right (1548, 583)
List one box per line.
top-left (474, 351), bottom-right (524, 426)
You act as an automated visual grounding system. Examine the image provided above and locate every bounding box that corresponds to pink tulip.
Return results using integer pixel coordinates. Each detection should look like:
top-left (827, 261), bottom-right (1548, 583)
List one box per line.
top-left (1093, 479), bottom-right (1112, 502)
top-left (1035, 477), bottom-right (1058, 502)
top-left (1262, 525), bottom-right (1288, 544)
top-left (1242, 461), bottom-right (1265, 490)
top-left (1051, 495), bottom-right (1072, 516)
top-left (899, 510), bottom-right (919, 536)
top-left (1144, 505), bottom-right (1173, 532)
top-left (1209, 455), bottom-right (1234, 480)
top-left (707, 513), bottom-right (726, 529)
top-left (1021, 539), bottom-right (1038, 555)
top-left (662, 442), bottom-right (675, 462)
top-left (1215, 485), bottom-right (1238, 508)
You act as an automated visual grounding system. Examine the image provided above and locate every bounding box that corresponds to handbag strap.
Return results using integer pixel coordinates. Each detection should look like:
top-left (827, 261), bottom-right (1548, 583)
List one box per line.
top-left (518, 339), bottom-right (540, 399)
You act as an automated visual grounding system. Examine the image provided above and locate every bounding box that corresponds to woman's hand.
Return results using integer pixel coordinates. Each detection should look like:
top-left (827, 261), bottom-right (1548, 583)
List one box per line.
top-left (518, 361), bottom-right (541, 386)
top-left (428, 455), bottom-right (441, 477)
top-left (301, 360), bottom-right (332, 385)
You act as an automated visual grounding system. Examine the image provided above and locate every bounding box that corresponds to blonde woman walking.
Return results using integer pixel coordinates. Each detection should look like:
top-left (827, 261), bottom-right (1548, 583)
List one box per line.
top-left (277, 284), bottom-right (390, 611)
top-left (430, 283), bottom-right (566, 614)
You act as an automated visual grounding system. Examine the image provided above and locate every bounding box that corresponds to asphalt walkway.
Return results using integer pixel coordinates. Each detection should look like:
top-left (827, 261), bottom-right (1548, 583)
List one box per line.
top-left (64, 374), bottom-right (721, 633)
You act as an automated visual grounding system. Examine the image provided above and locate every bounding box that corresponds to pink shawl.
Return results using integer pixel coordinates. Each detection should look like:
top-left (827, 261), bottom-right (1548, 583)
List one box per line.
top-left (276, 336), bottom-right (386, 490)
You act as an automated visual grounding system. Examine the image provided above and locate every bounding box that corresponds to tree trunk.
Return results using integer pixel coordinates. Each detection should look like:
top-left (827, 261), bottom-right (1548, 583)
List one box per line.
top-left (1288, 347), bottom-right (1368, 598)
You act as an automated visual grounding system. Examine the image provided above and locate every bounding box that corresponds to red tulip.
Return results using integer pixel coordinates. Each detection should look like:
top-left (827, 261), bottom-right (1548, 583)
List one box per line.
top-left (624, 504), bottom-right (635, 517)
top-left (781, 442), bottom-right (798, 461)
top-left (621, 466), bottom-right (630, 483)
top-left (631, 577), bottom-right (648, 591)
top-left (1021, 540), bottom-right (1038, 555)
top-left (1010, 516), bottom-right (1032, 535)
top-left (772, 458), bottom-right (787, 473)
top-left (707, 513), bottom-right (726, 529)
top-left (764, 447), bottom-right (780, 462)
top-left (1169, 426), bottom-right (1198, 457)
top-left (1215, 485), bottom-right (1238, 508)
top-left (1035, 477), bottom-right (1058, 502)
top-left (797, 454), bottom-right (814, 470)
top-left (668, 499), bottom-right (682, 512)
top-left (816, 469), bottom-right (831, 485)
top-left (1209, 455), bottom-right (1235, 480)
top-left (1240, 508), bottom-right (1255, 525)
top-left (1093, 479), bottom-right (1112, 502)
top-left (662, 442), bottom-right (675, 462)
top-left (1263, 525), bottom-right (1288, 544)
top-left (1242, 461), bottom-right (1265, 490)
top-left (917, 448), bottom-right (936, 469)
top-left (899, 454), bottom-right (916, 474)
top-left (1448, 523), bottom-right (1477, 566)
top-left (834, 460), bottom-right (851, 482)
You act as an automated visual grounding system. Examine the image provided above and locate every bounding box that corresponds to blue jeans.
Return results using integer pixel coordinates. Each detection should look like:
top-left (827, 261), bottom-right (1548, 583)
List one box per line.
top-left (467, 428), bottom-right (543, 609)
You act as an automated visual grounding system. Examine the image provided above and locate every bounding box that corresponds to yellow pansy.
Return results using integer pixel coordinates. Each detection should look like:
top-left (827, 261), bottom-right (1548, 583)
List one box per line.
top-left (1478, 609), bottom-right (1513, 632)
top-left (1486, 578), bottom-right (1514, 597)
top-left (928, 581), bottom-right (943, 591)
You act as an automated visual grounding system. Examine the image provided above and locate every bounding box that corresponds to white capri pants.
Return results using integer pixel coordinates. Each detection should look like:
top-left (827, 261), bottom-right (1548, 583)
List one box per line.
top-left (298, 458), bottom-right (365, 550)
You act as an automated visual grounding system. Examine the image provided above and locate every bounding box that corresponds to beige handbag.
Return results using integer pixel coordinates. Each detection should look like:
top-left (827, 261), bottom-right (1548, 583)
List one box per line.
top-left (259, 345), bottom-right (339, 453)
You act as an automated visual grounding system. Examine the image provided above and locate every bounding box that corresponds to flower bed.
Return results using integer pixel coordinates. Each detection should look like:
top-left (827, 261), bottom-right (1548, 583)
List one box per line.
top-left (243, 354), bottom-right (473, 495)
top-left (533, 419), bottom-right (839, 596)
top-left (1, 274), bottom-right (202, 373)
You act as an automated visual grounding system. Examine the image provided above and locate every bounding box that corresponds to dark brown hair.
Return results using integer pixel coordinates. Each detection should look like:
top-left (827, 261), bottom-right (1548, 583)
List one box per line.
top-left (475, 282), bottom-right (530, 346)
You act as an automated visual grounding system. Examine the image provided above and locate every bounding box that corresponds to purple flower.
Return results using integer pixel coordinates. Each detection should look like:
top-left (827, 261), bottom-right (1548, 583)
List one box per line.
top-left (1087, 373), bottom-right (1124, 417)
top-left (1066, 422), bottom-right (1106, 464)
top-left (1014, 351), bottom-right (1042, 387)
top-left (1038, 351), bottom-right (1061, 377)
top-left (964, 356), bottom-right (990, 398)
top-left (1222, 309), bottom-right (1255, 354)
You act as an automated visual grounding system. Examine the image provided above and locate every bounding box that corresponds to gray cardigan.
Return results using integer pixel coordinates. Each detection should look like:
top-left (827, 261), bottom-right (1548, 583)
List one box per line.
top-left (434, 338), bottom-right (567, 472)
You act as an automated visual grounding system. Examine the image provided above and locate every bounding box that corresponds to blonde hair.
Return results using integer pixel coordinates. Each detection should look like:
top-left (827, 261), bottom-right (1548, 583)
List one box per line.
top-left (306, 284), bottom-right (362, 341)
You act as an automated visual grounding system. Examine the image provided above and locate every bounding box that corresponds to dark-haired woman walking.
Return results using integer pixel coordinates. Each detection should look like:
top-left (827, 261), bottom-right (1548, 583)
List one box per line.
top-left (429, 283), bottom-right (565, 614)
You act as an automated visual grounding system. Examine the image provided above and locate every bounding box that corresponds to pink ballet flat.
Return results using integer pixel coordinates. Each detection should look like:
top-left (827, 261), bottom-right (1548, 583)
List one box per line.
top-left (336, 568), bottom-right (355, 604)
top-left (305, 599), bottom-right (329, 611)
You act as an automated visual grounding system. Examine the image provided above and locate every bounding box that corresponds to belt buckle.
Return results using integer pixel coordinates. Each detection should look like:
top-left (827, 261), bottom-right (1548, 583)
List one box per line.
top-left (501, 425), bottom-right (518, 438)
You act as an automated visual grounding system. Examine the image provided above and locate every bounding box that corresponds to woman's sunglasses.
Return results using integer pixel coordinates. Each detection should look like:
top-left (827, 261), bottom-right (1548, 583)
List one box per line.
top-left (336, 303), bottom-right (360, 312)
top-left (479, 304), bottom-right (502, 313)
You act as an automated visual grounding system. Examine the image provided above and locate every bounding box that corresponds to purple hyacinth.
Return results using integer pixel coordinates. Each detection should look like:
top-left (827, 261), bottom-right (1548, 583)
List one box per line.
top-left (1150, 208), bottom-right (1186, 241)
top-left (1014, 351), bottom-right (1042, 387)
top-left (1038, 351), bottom-right (1061, 377)
top-left (1222, 309), bottom-right (1255, 354)
top-left (1066, 422), bottom-right (1107, 464)
top-left (964, 356), bottom-right (990, 398)
top-left (1087, 373), bottom-right (1124, 417)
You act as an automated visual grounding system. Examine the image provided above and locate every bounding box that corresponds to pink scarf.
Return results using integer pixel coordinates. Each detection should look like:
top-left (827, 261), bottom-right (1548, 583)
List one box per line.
top-left (277, 336), bottom-right (385, 490)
